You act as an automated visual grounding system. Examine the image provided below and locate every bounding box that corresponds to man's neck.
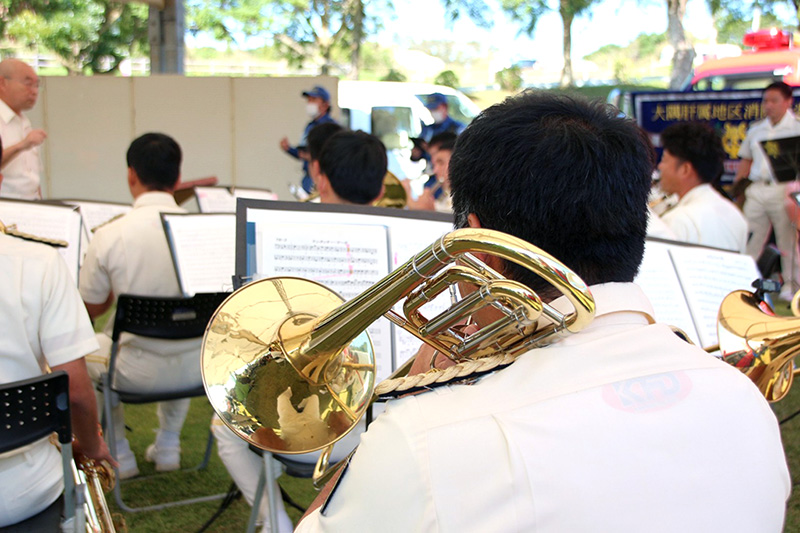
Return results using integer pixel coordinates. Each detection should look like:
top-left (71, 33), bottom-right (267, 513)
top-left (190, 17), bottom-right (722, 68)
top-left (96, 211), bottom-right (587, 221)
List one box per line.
top-left (770, 111), bottom-right (788, 126)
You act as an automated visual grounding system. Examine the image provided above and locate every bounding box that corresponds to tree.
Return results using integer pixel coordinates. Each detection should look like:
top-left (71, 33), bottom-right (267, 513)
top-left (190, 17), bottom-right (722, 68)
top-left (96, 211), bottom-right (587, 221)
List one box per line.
top-left (2, 0), bottom-right (148, 74)
top-left (495, 64), bottom-right (523, 91)
top-left (435, 69), bottom-right (460, 87)
top-left (666, 0), bottom-right (695, 89)
top-left (187, 0), bottom-right (385, 77)
top-left (453, 0), bottom-right (598, 87)
top-left (707, 0), bottom-right (794, 40)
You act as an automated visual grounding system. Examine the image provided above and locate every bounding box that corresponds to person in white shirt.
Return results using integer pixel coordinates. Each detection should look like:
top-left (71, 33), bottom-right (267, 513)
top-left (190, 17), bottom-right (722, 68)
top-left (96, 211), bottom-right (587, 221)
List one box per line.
top-left (0, 231), bottom-right (115, 527)
top-left (657, 121), bottom-right (748, 252)
top-left (0, 58), bottom-right (46, 199)
top-left (736, 81), bottom-right (800, 299)
top-left (295, 92), bottom-right (790, 533)
top-left (80, 133), bottom-right (196, 479)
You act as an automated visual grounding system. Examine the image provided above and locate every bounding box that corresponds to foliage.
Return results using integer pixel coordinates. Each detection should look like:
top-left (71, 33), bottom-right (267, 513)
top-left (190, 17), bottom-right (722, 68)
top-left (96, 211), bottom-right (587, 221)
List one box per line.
top-left (434, 69), bottom-right (460, 88)
top-left (710, 3), bottom-right (791, 43)
top-left (382, 67), bottom-right (407, 81)
top-left (2, 0), bottom-right (148, 74)
top-left (495, 64), bottom-right (523, 91)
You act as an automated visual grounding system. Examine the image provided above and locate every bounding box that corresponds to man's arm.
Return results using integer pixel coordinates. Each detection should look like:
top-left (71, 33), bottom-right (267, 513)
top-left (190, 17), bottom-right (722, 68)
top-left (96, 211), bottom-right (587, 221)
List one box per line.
top-left (735, 158), bottom-right (752, 183)
top-left (84, 292), bottom-right (114, 320)
top-left (1, 129), bottom-right (46, 169)
top-left (51, 357), bottom-right (116, 465)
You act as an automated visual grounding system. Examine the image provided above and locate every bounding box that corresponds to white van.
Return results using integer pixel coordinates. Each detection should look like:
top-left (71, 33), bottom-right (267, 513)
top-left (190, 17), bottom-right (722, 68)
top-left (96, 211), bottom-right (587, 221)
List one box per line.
top-left (337, 81), bottom-right (481, 180)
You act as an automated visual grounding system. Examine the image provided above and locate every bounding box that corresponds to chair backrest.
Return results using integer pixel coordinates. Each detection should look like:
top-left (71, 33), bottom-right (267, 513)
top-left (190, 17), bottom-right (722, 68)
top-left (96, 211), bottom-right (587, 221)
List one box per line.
top-left (0, 371), bottom-right (71, 454)
top-left (112, 292), bottom-right (229, 341)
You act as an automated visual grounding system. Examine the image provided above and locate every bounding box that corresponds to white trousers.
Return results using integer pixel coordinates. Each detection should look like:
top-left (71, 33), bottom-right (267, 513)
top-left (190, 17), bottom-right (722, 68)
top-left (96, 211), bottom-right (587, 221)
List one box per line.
top-left (86, 333), bottom-right (200, 440)
top-left (210, 416), bottom-right (294, 533)
top-left (0, 439), bottom-right (62, 527)
top-left (744, 181), bottom-right (799, 289)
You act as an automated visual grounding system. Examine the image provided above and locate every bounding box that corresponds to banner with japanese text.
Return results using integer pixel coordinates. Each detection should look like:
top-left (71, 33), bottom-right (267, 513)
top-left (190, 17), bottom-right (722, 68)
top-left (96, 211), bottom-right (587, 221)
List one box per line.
top-left (630, 89), bottom-right (800, 182)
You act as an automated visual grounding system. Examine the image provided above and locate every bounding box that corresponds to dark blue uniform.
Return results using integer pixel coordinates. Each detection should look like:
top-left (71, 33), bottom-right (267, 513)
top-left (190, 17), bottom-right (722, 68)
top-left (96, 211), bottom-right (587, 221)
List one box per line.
top-left (287, 113), bottom-right (337, 193)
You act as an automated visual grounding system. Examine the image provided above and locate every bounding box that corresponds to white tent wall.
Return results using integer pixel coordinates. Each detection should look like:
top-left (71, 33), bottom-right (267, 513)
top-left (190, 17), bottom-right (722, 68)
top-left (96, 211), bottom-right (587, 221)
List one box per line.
top-left (29, 75), bottom-right (338, 202)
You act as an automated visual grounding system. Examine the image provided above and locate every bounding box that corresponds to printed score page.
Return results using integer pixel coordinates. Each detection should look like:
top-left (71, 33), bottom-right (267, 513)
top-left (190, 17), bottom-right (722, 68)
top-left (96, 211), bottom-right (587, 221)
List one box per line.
top-left (388, 218), bottom-right (455, 367)
top-left (668, 245), bottom-right (760, 349)
top-left (0, 200), bottom-right (82, 283)
top-left (252, 218), bottom-right (394, 380)
top-left (64, 200), bottom-right (132, 238)
top-left (162, 213), bottom-right (236, 296)
top-left (232, 188), bottom-right (279, 202)
top-left (196, 186), bottom-right (237, 213)
top-left (635, 239), bottom-right (701, 345)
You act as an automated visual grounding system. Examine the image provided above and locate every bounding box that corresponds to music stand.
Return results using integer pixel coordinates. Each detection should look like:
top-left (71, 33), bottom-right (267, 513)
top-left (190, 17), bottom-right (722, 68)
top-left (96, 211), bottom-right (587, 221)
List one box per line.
top-left (760, 136), bottom-right (800, 183)
top-left (760, 135), bottom-right (800, 296)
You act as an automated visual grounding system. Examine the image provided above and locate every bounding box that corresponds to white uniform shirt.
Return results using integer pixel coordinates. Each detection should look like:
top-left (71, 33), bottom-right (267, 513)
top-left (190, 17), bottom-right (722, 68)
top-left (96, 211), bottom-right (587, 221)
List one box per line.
top-left (661, 183), bottom-right (749, 252)
top-left (0, 233), bottom-right (98, 527)
top-left (297, 283), bottom-right (790, 533)
top-left (738, 110), bottom-right (800, 182)
top-left (0, 99), bottom-right (41, 199)
top-left (79, 191), bottom-right (193, 358)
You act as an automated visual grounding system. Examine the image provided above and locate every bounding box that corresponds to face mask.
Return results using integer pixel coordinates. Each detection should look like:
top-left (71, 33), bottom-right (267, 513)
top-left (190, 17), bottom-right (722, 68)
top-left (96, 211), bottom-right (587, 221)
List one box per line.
top-left (430, 110), bottom-right (445, 123)
top-left (306, 102), bottom-right (320, 118)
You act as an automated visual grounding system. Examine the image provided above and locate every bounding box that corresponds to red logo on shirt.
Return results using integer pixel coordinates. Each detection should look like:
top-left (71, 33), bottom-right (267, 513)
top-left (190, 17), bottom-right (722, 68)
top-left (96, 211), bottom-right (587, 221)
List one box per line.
top-left (602, 372), bottom-right (692, 413)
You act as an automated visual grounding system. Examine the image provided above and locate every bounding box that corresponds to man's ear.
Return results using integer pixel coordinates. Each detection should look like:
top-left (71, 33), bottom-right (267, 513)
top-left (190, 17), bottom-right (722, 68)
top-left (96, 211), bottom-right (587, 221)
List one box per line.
top-left (376, 183), bottom-right (385, 203)
top-left (127, 167), bottom-right (137, 189)
top-left (467, 213), bottom-right (481, 228)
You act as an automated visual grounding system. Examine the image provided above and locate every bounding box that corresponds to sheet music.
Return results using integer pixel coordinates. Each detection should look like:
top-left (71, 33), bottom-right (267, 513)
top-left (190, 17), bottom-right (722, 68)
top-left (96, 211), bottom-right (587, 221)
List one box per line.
top-left (668, 245), bottom-right (760, 348)
top-left (162, 213), bottom-right (236, 295)
top-left (255, 221), bottom-right (394, 379)
top-left (64, 201), bottom-right (132, 238)
top-left (244, 205), bottom-right (453, 375)
top-left (0, 200), bottom-right (82, 283)
top-left (635, 240), bottom-right (701, 345)
top-left (196, 186), bottom-right (236, 213)
top-left (232, 188), bottom-right (279, 202)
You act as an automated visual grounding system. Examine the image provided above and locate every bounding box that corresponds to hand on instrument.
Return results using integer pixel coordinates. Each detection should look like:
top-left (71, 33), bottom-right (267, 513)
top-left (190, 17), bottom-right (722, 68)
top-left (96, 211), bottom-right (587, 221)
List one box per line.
top-left (73, 435), bottom-right (118, 468)
top-left (408, 323), bottom-right (479, 375)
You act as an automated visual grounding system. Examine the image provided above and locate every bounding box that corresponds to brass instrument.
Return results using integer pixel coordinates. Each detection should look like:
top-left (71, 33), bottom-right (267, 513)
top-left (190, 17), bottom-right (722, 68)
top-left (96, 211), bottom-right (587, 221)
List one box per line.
top-left (202, 228), bottom-right (594, 482)
top-left (299, 171), bottom-right (407, 208)
top-left (717, 290), bottom-right (800, 402)
top-left (73, 455), bottom-right (118, 532)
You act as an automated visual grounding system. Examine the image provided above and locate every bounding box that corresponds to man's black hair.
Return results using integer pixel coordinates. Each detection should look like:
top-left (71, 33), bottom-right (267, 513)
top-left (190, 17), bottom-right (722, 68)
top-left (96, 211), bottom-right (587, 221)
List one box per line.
top-left (660, 122), bottom-right (724, 184)
top-left (318, 131), bottom-right (387, 204)
top-left (308, 122), bottom-right (344, 162)
top-left (449, 91), bottom-right (654, 294)
top-left (126, 133), bottom-right (181, 190)
top-left (766, 81), bottom-right (793, 100)
top-left (429, 131), bottom-right (457, 153)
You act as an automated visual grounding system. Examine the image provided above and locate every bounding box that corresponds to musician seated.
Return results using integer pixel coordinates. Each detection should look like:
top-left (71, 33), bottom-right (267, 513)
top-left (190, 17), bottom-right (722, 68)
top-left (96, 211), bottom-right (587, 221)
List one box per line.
top-left (656, 121), bottom-right (748, 252)
top-left (405, 131), bottom-right (456, 212)
top-left (311, 130), bottom-right (386, 205)
top-left (295, 92), bottom-right (790, 532)
top-left (79, 133), bottom-right (197, 478)
top-left (0, 230), bottom-right (115, 527)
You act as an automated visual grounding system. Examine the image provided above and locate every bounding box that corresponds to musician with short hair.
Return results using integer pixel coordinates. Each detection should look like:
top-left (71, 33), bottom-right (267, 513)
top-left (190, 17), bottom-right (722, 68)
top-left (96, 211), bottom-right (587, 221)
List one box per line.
top-left (311, 130), bottom-right (386, 205)
top-left (657, 121), bottom-right (748, 252)
top-left (0, 231), bottom-right (115, 527)
top-left (79, 133), bottom-right (197, 479)
top-left (296, 92), bottom-right (790, 532)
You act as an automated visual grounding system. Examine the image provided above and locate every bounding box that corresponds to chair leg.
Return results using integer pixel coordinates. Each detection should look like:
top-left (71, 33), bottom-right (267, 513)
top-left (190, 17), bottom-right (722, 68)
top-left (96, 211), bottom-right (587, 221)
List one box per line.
top-left (189, 428), bottom-right (215, 472)
top-left (246, 464), bottom-right (267, 533)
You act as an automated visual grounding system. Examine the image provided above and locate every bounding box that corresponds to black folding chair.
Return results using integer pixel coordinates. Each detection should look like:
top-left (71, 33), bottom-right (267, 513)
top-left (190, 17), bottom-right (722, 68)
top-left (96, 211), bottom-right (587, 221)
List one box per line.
top-left (0, 371), bottom-right (81, 531)
top-left (101, 292), bottom-right (229, 513)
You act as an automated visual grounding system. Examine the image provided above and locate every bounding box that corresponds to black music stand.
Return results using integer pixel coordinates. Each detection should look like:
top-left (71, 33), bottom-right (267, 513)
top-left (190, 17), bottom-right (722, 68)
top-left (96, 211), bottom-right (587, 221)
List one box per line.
top-left (760, 135), bottom-right (800, 183)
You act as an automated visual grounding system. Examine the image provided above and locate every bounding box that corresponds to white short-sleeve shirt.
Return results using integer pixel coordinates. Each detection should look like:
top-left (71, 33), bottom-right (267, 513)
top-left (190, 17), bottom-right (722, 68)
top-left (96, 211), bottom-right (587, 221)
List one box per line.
top-left (0, 99), bottom-right (41, 200)
top-left (661, 183), bottom-right (749, 252)
top-left (738, 111), bottom-right (800, 182)
top-left (0, 233), bottom-right (98, 382)
top-left (297, 283), bottom-right (790, 533)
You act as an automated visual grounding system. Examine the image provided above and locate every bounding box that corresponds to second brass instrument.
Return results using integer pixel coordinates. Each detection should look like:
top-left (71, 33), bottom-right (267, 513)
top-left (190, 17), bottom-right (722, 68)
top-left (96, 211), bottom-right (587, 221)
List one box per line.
top-left (201, 228), bottom-right (594, 470)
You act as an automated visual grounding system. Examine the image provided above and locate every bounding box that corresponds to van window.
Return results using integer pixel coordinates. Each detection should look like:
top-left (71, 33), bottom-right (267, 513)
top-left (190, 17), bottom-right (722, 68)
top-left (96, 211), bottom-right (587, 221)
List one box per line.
top-left (416, 93), bottom-right (477, 125)
top-left (371, 106), bottom-right (417, 149)
top-left (340, 108), bottom-right (352, 129)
